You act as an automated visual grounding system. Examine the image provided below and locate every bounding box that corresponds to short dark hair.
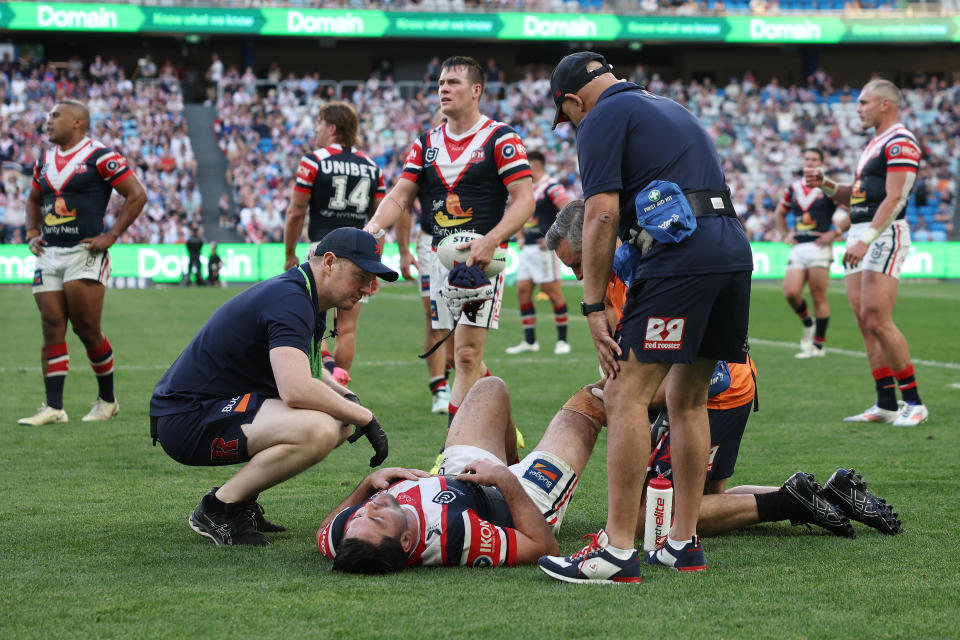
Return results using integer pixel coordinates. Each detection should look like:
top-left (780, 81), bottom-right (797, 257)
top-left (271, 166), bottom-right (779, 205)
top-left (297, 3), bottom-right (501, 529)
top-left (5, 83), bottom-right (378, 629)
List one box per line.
top-left (332, 536), bottom-right (408, 575)
top-left (440, 56), bottom-right (485, 91)
top-left (527, 150), bottom-right (545, 165)
top-left (803, 147), bottom-right (824, 161)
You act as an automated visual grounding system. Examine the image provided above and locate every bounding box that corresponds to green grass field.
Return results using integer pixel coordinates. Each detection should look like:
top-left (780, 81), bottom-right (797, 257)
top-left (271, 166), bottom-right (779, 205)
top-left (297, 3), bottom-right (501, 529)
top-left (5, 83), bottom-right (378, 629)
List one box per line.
top-left (1, 279), bottom-right (958, 639)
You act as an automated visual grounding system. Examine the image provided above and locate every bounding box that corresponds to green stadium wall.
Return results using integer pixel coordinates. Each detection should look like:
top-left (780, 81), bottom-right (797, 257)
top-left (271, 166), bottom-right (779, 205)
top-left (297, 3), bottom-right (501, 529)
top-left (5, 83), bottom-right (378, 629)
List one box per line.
top-left (2, 242), bottom-right (959, 285)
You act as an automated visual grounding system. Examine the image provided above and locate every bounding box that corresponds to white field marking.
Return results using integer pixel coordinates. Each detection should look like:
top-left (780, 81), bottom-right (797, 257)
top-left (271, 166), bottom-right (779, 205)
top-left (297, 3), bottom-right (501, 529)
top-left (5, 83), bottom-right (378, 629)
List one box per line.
top-left (748, 338), bottom-right (960, 370)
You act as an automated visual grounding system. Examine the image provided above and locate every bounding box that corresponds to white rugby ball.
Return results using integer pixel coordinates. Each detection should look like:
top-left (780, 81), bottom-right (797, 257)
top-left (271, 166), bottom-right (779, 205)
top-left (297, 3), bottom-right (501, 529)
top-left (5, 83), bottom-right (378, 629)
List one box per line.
top-left (436, 231), bottom-right (507, 276)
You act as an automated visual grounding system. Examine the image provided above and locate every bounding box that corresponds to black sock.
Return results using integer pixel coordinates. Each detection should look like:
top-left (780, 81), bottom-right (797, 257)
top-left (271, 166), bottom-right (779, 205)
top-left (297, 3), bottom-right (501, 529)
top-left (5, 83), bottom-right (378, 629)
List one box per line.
top-left (755, 490), bottom-right (806, 523)
top-left (814, 317), bottom-right (829, 349)
top-left (793, 300), bottom-right (813, 327)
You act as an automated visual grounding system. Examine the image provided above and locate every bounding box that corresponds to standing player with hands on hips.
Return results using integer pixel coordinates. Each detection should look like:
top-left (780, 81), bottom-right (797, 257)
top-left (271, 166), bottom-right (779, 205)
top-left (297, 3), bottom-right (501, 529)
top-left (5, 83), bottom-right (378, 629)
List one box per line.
top-left (364, 56), bottom-right (534, 424)
top-left (20, 99), bottom-right (147, 426)
top-left (804, 79), bottom-right (928, 427)
top-left (537, 52), bottom-right (753, 583)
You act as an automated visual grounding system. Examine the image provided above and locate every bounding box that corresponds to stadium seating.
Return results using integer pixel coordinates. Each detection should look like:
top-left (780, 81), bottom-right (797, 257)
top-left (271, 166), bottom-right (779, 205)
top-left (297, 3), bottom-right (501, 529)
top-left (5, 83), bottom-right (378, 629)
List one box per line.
top-left (0, 58), bottom-right (199, 245)
top-left (214, 66), bottom-right (956, 244)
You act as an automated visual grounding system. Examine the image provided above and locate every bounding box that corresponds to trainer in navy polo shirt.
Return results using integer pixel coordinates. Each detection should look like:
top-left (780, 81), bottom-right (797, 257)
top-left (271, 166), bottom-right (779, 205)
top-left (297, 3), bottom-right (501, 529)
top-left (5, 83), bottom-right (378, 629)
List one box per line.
top-left (150, 264), bottom-right (327, 416)
top-left (575, 81), bottom-right (754, 280)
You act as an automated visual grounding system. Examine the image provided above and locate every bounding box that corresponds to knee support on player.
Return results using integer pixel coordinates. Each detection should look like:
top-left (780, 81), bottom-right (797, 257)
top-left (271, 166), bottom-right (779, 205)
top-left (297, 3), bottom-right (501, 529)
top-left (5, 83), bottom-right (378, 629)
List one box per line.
top-left (561, 386), bottom-right (607, 430)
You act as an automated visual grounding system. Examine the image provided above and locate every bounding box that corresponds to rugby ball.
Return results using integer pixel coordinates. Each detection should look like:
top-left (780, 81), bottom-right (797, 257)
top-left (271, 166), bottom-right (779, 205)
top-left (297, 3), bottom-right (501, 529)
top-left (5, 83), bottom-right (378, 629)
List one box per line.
top-left (436, 231), bottom-right (507, 276)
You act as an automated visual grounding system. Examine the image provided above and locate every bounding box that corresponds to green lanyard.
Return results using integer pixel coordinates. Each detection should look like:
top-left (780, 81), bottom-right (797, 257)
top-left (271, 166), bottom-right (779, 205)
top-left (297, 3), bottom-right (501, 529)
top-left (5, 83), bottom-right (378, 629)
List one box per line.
top-left (298, 265), bottom-right (323, 379)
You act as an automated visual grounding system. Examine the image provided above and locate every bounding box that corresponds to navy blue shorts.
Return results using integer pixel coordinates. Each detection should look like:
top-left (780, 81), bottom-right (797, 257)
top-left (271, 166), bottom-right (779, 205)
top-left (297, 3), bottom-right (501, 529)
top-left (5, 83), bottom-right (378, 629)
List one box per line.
top-left (155, 392), bottom-right (268, 466)
top-left (616, 271), bottom-right (751, 364)
top-left (650, 400), bottom-right (752, 482)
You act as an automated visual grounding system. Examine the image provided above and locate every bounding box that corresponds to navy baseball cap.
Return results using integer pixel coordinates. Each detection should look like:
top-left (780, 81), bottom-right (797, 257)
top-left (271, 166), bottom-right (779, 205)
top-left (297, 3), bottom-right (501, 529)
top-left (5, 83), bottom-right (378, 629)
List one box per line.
top-left (550, 51), bottom-right (612, 129)
top-left (315, 228), bottom-right (399, 282)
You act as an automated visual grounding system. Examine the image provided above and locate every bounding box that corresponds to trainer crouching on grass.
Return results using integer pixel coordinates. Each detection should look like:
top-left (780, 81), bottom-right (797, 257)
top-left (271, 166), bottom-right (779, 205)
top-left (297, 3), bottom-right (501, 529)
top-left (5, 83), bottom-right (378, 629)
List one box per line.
top-left (150, 228), bottom-right (397, 546)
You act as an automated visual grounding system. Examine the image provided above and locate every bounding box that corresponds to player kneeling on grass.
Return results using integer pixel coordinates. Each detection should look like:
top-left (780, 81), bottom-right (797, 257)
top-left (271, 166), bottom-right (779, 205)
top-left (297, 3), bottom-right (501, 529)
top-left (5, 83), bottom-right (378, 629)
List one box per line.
top-left (317, 376), bottom-right (606, 573)
top-left (150, 228), bottom-right (397, 546)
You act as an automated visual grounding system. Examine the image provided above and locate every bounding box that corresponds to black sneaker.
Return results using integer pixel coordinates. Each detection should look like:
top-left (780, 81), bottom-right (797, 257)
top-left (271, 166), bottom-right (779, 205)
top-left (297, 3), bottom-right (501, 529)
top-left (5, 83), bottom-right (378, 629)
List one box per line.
top-left (188, 489), bottom-right (270, 546)
top-left (244, 499), bottom-right (286, 533)
top-left (819, 468), bottom-right (903, 535)
top-left (781, 472), bottom-right (855, 538)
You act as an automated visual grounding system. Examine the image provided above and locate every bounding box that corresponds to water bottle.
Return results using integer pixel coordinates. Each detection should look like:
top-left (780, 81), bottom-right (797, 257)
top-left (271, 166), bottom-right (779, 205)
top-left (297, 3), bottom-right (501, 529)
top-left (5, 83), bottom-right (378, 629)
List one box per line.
top-left (643, 474), bottom-right (673, 552)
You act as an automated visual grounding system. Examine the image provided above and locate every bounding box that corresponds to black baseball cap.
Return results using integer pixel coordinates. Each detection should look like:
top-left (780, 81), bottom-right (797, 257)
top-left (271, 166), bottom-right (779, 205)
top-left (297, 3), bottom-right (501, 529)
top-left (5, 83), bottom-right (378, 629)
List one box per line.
top-left (550, 51), bottom-right (612, 129)
top-left (315, 227), bottom-right (399, 282)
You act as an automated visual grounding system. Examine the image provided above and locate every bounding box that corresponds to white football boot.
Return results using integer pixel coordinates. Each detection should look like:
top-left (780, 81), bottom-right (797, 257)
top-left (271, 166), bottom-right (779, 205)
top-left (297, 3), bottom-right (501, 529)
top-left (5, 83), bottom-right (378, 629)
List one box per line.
top-left (82, 397), bottom-right (119, 422)
top-left (892, 403), bottom-right (929, 427)
top-left (18, 404), bottom-right (68, 426)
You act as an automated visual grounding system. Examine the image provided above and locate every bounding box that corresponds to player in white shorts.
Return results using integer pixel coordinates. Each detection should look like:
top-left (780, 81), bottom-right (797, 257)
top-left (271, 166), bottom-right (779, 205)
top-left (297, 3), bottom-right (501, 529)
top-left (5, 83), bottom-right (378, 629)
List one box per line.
top-left (774, 148), bottom-right (841, 359)
top-left (32, 244), bottom-right (112, 293)
top-left (506, 151), bottom-right (572, 356)
top-left (21, 99), bottom-right (146, 426)
top-left (805, 79), bottom-right (927, 427)
top-left (843, 219), bottom-right (911, 279)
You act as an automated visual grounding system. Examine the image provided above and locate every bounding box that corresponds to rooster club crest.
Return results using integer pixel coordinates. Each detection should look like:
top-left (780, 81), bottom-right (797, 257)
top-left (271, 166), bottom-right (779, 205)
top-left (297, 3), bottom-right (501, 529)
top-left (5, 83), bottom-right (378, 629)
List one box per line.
top-left (425, 147), bottom-right (439, 163)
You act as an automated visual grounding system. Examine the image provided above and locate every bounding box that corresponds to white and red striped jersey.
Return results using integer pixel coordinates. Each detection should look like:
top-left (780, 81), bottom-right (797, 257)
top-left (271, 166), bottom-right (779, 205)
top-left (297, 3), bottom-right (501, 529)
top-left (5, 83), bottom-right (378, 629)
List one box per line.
top-left (779, 180), bottom-right (835, 242)
top-left (400, 118), bottom-right (531, 248)
top-left (318, 476), bottom-right (519, 568)
top-left (32, 137), bottom-right (133, 247)
top-left (849, 123), bottom-right (921, 225)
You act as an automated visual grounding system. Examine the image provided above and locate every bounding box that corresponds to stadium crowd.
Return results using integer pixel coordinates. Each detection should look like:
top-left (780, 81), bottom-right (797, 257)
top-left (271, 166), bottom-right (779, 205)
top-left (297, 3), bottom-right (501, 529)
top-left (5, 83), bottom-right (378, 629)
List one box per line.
top-left (215, 62), bottom-right (957, 244)
top-left (2, 51), bottom-right (955, 245)
top-left (0, 54), bottom-right (198, 245)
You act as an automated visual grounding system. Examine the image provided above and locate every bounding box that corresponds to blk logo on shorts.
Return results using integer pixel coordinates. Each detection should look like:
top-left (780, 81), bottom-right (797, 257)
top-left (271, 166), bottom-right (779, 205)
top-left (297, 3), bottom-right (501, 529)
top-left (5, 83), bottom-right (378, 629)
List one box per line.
top-left (644, 317), bottom-right (686, 350)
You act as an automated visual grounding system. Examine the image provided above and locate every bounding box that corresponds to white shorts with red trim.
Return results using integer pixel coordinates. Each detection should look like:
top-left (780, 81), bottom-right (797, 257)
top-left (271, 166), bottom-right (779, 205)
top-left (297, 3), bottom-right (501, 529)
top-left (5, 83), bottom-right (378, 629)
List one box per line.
top-left (845, 219), bottom-right (911, 279)
top-left (429, 252), bottom-right (504, 331)
top-left (786, 241), bottom-right (833, 271)
top-left (516, 243), bottom-right (561, 284)
top-left (32, 244), bottom-right (111, 293)
top-left (434, 444), bottom-right (579, 534)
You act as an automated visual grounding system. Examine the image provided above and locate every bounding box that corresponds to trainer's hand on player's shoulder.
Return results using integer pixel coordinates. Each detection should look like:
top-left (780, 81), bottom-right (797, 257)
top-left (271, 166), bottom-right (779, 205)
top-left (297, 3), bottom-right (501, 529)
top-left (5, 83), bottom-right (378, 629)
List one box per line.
top-left (366, 467), bottom-right (431, 492)
top-left (348, 415), bottom-right (389, 467)
top-left (587, 312), bottom-right (621, 379)
top-left (456, 458), bottom-right (508, 487)
top-left (284, 255), bottom-right (299, 270)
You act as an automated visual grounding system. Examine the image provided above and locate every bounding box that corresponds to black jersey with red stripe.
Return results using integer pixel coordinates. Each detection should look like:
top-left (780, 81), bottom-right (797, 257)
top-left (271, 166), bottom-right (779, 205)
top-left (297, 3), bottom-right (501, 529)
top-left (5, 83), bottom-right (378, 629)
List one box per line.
top-left (32, 137), bottom-right (132, 247)
top-left (318, 476), bottom-right (518, 567)
top-left (779, 180), bottom-right (835, 243)
top-left (849, 124), bottom-right (921, 225)
top-left (400, 117), bottom-right (531, 248)
top-left (523, 175), bottom-right (569, 243)
top-left (294, 144), bottom-right (385, 242)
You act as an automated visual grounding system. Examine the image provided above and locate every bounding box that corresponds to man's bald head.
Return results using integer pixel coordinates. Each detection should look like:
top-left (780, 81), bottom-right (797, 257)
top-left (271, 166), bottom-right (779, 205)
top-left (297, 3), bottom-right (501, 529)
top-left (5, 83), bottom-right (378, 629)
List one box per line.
top-left (863, 79), bottom-right (901, 108)
top-left (57, 99), bottom-right (91, 131)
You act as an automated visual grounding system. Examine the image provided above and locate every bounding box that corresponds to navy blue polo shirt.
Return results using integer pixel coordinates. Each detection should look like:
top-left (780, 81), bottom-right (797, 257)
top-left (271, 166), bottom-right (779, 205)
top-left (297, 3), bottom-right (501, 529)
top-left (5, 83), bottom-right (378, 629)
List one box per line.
top-left (577, 82), bottom-right (753, 278)
top-left (150, 265), bottom-right (326, 416)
